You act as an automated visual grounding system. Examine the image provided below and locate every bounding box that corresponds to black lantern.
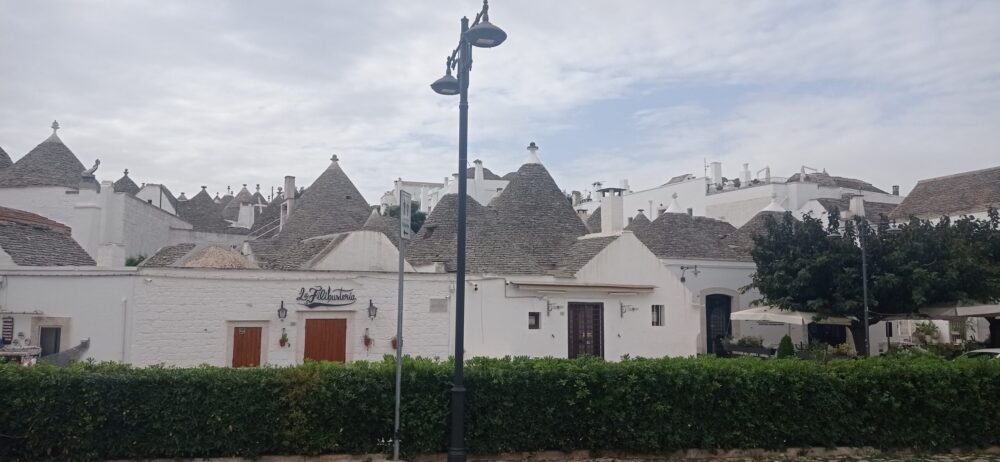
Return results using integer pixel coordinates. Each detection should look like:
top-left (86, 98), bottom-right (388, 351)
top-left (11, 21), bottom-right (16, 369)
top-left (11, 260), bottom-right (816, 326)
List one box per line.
top-left (277, 301), bottom-right (287, 321)
top-left (368, 299), bottom-right (378, 320)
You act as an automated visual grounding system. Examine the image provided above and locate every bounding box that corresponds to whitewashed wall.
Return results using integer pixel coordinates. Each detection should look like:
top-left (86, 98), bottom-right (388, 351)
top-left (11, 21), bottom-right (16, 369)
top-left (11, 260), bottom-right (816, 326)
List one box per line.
top-left (309, 231), bottom-right (413, 272)
top-left (135, 185), bottom-right (177, 215)
top-left (0, 268), bottom-right (135, 362)
top-left (129, 269), bottom-right (453, 367)
top-left (123, 195), bottom-right (193, 261)
top-left (0, 186), bottom-right (82, 227)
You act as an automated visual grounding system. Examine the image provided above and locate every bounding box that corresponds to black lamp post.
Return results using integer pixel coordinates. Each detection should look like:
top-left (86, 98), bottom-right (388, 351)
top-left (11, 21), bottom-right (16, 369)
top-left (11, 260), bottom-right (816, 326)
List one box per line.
top-left (430, 2), bottom-right (506, 461)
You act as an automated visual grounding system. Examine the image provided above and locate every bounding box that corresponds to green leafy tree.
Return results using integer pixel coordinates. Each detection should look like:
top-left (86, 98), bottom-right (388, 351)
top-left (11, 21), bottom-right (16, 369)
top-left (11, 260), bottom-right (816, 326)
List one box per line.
top-left (744, 209), bottom-right (1000, 345)
top-left (386, 201), bottom-right (427, 233)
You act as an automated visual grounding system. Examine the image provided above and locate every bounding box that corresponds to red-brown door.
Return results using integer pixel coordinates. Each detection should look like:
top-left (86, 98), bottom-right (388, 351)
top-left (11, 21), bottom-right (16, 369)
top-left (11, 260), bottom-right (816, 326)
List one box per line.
top-left (232, 326), bottom-right (262, 367)
top-left (304, 319), bottom-right (347, 363)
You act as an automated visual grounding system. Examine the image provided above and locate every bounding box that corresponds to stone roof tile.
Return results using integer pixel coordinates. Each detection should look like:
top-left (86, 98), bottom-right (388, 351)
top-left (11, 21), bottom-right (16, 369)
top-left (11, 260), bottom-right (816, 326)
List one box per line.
top-left (889, 166), bottom-right (1000, 219)
top-left (0, 133), bottom-right (89, 189)
top-left (0, 207), bottom-right (94, 266)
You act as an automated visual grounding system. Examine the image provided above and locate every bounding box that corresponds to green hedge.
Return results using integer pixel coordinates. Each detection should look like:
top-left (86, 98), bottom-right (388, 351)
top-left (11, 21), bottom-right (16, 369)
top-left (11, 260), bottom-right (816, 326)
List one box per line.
top-left (1, 356), bottom-right (999, 461)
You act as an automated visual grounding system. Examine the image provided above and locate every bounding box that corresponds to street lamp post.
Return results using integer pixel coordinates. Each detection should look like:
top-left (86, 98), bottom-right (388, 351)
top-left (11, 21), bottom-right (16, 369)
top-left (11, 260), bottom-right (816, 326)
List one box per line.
top-left (430, 3), bottom-right (506, 462)
top-left (829, 195), bottom-right (871, 357)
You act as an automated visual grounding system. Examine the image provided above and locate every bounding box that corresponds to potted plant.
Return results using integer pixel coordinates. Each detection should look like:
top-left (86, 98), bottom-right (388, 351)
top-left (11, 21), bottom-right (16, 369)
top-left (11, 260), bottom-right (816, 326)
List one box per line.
top-left (279, 328), bottom-right (289, 348)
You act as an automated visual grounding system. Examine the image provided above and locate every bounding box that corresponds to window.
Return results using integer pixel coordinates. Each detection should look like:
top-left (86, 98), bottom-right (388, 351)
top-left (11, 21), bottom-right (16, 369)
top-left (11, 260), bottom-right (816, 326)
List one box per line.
top-left (651, 305), bottom-right (664, 326)
top-left (528, 312), bottom-right (541, 330)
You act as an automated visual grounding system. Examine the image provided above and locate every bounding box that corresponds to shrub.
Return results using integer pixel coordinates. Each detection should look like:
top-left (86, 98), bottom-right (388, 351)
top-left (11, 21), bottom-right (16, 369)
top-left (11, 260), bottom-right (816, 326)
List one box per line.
top-left (777, 335), bottom-right (795, 358)
top-left (1, 356), bottom-right (999, 461)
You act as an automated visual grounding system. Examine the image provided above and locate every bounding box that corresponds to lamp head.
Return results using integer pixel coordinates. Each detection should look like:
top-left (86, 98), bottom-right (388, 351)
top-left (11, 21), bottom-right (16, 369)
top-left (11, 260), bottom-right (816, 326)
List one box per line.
top-left (431, 60), bottom-right (460, 95)
top-left (465, 19), bottom-right (507, 48)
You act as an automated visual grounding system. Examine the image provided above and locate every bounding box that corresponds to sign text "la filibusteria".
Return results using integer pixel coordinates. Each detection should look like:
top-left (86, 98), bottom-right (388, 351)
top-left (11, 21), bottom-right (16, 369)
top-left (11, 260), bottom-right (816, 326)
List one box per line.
top-left (295, 286), bottom-right (357, 308)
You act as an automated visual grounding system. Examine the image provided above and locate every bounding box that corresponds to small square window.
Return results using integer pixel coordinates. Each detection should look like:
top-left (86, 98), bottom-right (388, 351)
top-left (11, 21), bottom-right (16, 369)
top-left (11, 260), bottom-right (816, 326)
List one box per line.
top-left (528, 312), bottom-right (541, 330)
top-left (652, 305), bottom-right (664, 326)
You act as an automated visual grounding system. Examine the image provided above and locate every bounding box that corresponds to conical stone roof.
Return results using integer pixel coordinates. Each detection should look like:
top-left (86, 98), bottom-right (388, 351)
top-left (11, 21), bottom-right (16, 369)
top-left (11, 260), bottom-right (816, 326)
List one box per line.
top-left (0, 146), bottom-right (12, 169)
top-left (0, 132), bottom-right (88, 189)
top-left (177, 188), bottom-right (248, 234)
top-left (625, 211), bottom-right (652, 234)
top-left (275, 157), bottom-right (371, 242)
top-left (223, 185), bottom-right (254, 221)
top-left (408, 193), bottom-right (542, 274)
top-left (632, 211), bottom-right (748, 261)
top-left (490, 163), bottom-right (588, 267)
top-left (113, 169), bottom-right (140, 195)
top-left (361, 209), bottom-right (401, 249)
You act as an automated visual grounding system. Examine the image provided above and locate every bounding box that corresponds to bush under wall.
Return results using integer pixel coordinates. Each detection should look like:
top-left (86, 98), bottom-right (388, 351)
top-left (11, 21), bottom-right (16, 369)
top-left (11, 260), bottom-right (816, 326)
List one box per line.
top-left (1, 356), bottom-right (998, 461)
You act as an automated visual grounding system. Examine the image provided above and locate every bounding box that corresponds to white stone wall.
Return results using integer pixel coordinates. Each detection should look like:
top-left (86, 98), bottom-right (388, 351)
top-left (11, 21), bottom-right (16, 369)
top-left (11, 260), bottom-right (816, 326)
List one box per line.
top-left (0, 268), bottom-right (136, 362)
top-left (135, 185), bottom-right (177, 215)
top-left (0, 186), bottom-right (82, 227)
top-left (309, 231), bottom-right (413, 272)
top-left (129, 269), bottom-right (453, 367)
top-left (123, 195), bottom-right (193, 261)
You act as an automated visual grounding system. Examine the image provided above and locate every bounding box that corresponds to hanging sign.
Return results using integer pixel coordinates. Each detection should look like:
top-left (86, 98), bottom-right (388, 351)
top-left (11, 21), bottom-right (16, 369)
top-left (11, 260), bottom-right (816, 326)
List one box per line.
top-left (296, 286), bottom-right (357, 308)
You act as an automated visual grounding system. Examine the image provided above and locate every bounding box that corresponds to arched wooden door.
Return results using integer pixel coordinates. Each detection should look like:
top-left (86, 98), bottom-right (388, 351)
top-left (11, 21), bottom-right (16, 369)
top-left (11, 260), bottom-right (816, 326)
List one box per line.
top-left (705, 294), bottom-right (732, 355)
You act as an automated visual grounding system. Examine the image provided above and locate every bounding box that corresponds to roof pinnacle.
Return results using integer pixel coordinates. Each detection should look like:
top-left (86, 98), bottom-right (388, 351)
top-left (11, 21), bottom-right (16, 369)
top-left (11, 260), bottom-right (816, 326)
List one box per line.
top-left (123, 168), bottom-right (129, 176)
top-left (51, 120), bottom-right (60, 134)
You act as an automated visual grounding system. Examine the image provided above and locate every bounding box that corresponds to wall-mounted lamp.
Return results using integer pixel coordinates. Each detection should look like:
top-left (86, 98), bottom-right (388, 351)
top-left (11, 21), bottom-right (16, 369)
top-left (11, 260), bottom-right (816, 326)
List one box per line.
top-left (368, 299), bottom-right (379, 320)
top-left (277, 301), bottom-right (287, 321)
top-left (620, 302), bottom-right (638, 318)
top-left (680, 265), bottom-right (701, 282)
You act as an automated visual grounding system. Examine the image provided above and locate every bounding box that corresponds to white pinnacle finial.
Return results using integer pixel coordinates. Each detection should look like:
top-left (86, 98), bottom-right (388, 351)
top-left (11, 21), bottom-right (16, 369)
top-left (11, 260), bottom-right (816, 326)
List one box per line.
top-left (526, 141), bottom-right (540, 164)
top-left (51, 120), bottom-right (60, 134)
top-left (666, 193), bottom-right (684, 214)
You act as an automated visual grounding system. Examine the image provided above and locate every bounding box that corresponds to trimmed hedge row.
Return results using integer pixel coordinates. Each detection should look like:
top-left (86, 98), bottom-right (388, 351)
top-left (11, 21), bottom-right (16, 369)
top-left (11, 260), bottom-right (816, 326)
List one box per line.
top-left (1, 356), bottom-right (999, 461)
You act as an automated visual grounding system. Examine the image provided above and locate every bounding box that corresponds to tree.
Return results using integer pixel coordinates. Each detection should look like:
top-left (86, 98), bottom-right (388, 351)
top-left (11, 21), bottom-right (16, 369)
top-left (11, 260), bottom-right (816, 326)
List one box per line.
top-left (744, 209), bottom-right (1000, 345)
top-left (386, 201), bottom-right (427, 233)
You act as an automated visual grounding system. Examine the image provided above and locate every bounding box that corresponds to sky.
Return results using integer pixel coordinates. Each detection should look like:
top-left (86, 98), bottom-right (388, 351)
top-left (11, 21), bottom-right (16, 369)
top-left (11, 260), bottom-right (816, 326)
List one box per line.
top-left (1, 1), bottom-right (998, 203)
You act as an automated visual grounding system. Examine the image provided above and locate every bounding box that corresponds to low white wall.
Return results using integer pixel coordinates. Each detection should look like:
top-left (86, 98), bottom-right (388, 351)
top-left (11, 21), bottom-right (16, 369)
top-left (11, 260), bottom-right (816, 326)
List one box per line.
top-left (0, 268), bottom-right (136, 362)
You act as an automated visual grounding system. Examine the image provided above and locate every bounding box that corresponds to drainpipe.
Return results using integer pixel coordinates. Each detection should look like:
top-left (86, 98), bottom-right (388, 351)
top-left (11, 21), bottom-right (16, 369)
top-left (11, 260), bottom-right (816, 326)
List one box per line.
top-left (121, 298), bottom-right (128, 363)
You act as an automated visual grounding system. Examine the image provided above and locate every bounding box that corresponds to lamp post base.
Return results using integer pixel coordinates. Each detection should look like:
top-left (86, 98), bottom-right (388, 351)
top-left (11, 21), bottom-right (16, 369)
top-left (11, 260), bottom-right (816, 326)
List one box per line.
top-left (447, 384), bottom-right (467, 462)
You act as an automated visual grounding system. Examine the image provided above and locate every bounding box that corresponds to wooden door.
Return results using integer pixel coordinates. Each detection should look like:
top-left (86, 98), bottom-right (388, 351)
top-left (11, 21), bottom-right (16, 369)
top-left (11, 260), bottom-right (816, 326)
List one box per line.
top-left (705, 294), bottom-right (732, 355)
top-left (232, 326), bottom-right (262, 367)
top-left (304, 319), bottom-right (347, 363)
top-left (568, 303), bottom-right (604, 359)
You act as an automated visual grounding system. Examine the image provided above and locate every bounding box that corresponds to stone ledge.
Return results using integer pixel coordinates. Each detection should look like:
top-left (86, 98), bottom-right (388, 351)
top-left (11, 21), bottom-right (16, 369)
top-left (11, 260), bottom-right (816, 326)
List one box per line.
top-left (108, 446), bottom-right (1000, 462)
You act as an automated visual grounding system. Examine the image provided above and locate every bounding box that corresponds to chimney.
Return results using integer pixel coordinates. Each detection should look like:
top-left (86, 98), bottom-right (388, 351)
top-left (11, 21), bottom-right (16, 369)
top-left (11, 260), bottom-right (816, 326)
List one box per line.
top-left (849, 194), bottom-right (866, 219)
top-left (473, 159), bottom-right (484, 180)
top-left (280, 175), bottom-right (296, 230)
top-left (710, 161), bottom-right (723, 186)
top-left (598, 186), bottom-right (625, 233)
top-left (571, 191), bottom-right (583, 206)
top-left (741, 163), bottom-right (751, 183)
top-left (892, 185), bottom-right (900, 196)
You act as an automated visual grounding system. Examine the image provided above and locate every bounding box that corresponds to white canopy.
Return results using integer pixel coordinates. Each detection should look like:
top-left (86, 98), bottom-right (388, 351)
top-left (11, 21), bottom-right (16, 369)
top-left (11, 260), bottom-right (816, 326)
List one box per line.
top-left (919, 304), bottom-right (1000, 320)
top-left (730, 306), bottom-right (854, 326)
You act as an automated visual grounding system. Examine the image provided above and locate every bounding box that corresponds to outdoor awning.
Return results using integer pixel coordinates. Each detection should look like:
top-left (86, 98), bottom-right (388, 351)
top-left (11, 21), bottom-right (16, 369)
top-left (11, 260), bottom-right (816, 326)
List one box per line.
top-left (919, 304), bottom-right (1000, 320)
top-left (730, 307), bottom-right (854, 326)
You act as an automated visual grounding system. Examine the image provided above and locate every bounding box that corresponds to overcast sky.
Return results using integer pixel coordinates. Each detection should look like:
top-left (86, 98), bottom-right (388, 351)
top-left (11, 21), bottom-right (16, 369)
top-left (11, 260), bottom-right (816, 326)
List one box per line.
top-left (1, 1), bottom-right (998, 202)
